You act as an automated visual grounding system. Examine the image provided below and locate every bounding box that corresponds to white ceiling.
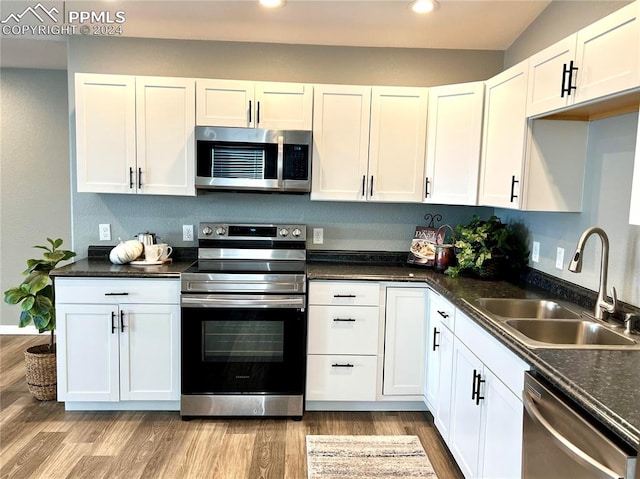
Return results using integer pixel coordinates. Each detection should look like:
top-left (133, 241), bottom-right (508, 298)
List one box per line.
top-left (0, 0), bottom-right (552, 69)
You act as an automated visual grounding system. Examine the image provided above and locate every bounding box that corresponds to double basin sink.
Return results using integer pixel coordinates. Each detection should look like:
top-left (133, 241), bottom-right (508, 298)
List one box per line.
top-left (471, 298), bottom-right (640, 350)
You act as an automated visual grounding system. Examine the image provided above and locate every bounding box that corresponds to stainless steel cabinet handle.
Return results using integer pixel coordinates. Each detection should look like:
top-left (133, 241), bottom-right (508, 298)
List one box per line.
top-left (523, 389), bottom-right (621, 479)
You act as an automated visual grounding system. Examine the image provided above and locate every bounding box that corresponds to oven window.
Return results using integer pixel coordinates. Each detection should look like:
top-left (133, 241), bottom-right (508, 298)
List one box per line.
top-left (203, 320), bottom-right (284, 362)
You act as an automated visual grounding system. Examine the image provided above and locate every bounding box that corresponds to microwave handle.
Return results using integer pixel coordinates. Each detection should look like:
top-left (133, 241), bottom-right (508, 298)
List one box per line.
top-left (277, 135), bottom-right (284, 188)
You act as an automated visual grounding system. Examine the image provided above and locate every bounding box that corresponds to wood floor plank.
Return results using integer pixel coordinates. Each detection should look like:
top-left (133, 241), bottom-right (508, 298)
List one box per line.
top-left (0, 336), bottom-right (464, 479)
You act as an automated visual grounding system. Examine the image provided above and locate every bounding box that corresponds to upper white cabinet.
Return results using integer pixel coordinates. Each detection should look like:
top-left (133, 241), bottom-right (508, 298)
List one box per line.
top-left (311, 85), bottom-right (372, 201)
top-left (631, 104), bottom-right (640, 225)
top-left (383, 287), bottom-right (427, 396)
top-left (424, 81), bottom-right (484, 206)
top-left (479, 62), bottom-right (589, 212)
top-left (196, 79), bottom-right (313, 130)
top-left (311, 85), bottom-right (427, 203)
top-left (478, 60), bottom-right (529, 209)
top-left (75, 73), bottom-right (195, 196)
top-left (527, 2), bottom-right (640, 118)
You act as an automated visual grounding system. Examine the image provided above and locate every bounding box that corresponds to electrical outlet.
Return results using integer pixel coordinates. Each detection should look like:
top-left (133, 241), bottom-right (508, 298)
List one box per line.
top-left (555, 247), bottom-right (565, 270)
top-left (183, 225), bottom-right (194, 242)
top-left (313, 228), bottom-right (324, 245)
top-left (99, 224), bottom-right (111, 241)
top-left (532, 241), bottom-right (540, 263)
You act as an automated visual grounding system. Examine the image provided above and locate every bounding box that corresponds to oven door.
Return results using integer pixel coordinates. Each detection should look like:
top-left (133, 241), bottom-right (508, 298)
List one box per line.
top-left (181, 294), bottom-right (307, 396)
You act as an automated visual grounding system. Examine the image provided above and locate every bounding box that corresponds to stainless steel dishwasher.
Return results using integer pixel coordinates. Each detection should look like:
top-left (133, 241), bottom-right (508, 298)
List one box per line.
top-left (523, 372), bottom-right (637, 479)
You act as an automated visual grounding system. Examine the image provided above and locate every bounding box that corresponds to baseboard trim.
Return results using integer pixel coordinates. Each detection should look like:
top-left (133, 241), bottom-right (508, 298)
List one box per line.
top-left (0, 325), bottom-right (40, 335)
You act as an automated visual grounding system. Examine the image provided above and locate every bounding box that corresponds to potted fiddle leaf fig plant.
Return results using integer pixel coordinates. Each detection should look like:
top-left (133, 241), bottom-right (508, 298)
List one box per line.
top-left (445, 215), bottom-right (529, 280)
top-left (3, 238), bottom-right (76, 400)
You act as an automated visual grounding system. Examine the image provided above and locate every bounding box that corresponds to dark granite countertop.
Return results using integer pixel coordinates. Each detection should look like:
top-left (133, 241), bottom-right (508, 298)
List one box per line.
top-left (308, 260), bottom-right (640, 450)
top-left (50, 257), bottom-right (195, 279)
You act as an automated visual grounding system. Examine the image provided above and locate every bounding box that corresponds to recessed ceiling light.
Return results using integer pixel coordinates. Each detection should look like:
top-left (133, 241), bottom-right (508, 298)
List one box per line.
top-left (259, 0), bottom-right (286, 8)
top-left (410, 0), bottom-right (439, 14)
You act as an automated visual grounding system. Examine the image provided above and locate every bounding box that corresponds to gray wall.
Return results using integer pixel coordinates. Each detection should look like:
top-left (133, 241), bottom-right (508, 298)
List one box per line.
top-left (66, 36), bottom-right (501, 256)
top-left (0, 69), bottom-right (72, 326)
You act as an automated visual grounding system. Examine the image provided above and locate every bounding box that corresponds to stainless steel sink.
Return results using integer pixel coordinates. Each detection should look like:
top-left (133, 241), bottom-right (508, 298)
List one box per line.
top-left (475, 298), bottom-right (581, 319)
top-left (504, 319), bottom-right (637, 347)
top-left (469, 297), bottom-right (640, 350)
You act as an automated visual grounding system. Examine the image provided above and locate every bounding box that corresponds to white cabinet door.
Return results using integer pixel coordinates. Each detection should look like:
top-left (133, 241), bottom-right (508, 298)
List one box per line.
top-left (434, 325), bottom-right (454, 443)
top-left (478, 369), bottom-right (524, 479)
top-left (449, 339), bottom-right (483, 479)
top-left (136, 77), bottom-right (196, 196)
top-left (306, 354), bottom-right (378, 401)
top-left (630, 105), bottom-right (640, 225)
top-left (57, 304), bottom-right (120, 402)
top-left (425, 82), bottom-right (484, 206)
top-left (75, 73), bottom-right (136, 194)
top-left (368, 87), bottom-right (428, 203)
top-left (119, 303), bottom-right (180, 401)
top-left (424, 312), bottom-right (440, 409)
top-left (479, 60), bottom-right (529, 209)
top-left (526, 36), bottom-right (576, 118)
top-left (383, 287), bottom-right (427, 396)
top-left (574, 2), bottom-right (640, 105)
top-left (311, 85), bottom-right (371, 201)
top-left (256, 82), bottom-right (313, 130)
top-left (196, 79), bottom-right (254, 127)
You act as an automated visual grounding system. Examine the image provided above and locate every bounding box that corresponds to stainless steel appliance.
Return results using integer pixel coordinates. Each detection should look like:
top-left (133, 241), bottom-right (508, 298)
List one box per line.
top-left (523, 372), bottom-right (636, 479)
top-left (195, 127), bottom-right (312, 193)
top-left (180, 223), bottom-right (307, 419)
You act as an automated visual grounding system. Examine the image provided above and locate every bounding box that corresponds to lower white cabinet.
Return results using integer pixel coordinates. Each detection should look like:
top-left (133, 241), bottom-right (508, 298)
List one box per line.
top-left (448, 310), bottom-right (528, 479)
top-left (55, 278), bottom-right (180, 405)
top-left (383, 287), bottom-right (428, 396)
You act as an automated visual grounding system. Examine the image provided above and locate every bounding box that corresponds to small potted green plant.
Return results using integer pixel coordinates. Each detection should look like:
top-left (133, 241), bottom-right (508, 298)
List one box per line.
top-left (445, 215), bottom-right (529, 279)
top-left (3, 238), bottom-right (76, 400)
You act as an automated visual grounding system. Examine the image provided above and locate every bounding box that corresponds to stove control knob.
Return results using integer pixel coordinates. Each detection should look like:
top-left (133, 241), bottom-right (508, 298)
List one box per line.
top-left (215, 227), bottom-right (227, 236)
top-left (291, 228), bottom-right (302, 238)
top-left (202, 226), bottom-right (213, 236)
top-left (279, 228), bottom-right (289, 237)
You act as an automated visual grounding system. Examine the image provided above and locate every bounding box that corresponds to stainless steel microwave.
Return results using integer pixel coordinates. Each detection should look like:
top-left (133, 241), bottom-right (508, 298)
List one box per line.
top-left (195, 126), bottom-right (312, 193)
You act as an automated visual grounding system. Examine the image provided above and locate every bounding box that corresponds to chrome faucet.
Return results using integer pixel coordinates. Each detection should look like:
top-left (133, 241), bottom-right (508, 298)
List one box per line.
top-left (568, 226), bottom-right (617, 321)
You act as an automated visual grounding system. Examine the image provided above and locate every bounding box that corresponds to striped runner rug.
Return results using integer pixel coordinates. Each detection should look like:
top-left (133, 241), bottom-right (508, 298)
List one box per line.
top-left (306, 435), bottom-right (438, 479)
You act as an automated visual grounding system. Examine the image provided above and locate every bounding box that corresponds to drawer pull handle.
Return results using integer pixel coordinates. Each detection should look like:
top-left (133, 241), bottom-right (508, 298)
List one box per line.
top-left (472, 369), bottom-right (485, 405)
top-left (334, 294), bottom-right (356, 298)
top-left (333, 318), bottom-right (356, 322)
top-left (120, 310), bottom-right (125, 332)
top-left (105, 292), bottom-right (129, 296)
top-left (331, 363), bottom-right (354, 368)
top-left (437, 310), bottom-right (449, 319)
top-left (432, 327), bottom-right (440, 351)
top-left (111, 311), bottom-right (117, 334)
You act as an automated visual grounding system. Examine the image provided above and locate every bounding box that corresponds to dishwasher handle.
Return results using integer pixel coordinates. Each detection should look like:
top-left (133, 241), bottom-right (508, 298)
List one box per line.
top-left (523, 387), bottom-right (622, 479)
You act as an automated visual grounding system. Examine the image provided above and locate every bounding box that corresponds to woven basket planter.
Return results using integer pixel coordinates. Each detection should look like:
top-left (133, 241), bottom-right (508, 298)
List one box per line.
top-left (24, 344), bottom-right (57, 401)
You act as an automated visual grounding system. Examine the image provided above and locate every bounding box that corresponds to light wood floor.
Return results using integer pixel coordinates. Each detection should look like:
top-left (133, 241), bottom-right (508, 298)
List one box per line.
top-left (0, 335), bottom-right (463, 479)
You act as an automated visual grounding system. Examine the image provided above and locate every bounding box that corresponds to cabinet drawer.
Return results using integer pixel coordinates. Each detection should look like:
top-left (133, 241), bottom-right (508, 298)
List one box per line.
top-left (55, 278), bottom-right (180, 304)
top-left (455, 310), bottom-right (528, 396)
top-left (306, 355), bottom-right (377, 401)
top-left (308, 305), bottom-right (379, 355)
top-left (430, 291), bottom-right (455, 330)
top-left (309, 281), bottom-right (380, 306)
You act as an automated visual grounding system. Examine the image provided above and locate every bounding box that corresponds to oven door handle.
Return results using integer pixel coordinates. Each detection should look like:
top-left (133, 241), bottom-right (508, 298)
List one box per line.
top-left (181, 294), bottom-right (305, 309)
top-left (523, 388), bottom-right (622, 479)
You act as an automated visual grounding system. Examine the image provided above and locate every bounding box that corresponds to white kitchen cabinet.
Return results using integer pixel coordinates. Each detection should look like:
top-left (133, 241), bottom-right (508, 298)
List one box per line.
top-left (311, 84), bottom-right (428, 203)
top-left (424, 291), bottom-right (455, 442)
top-left (479, 62), bottom-right (589, 212)
top-left (55, 278), bottom-right (180, 406)
top-left (527, 2), bottom-right (639, 118)
top-left (311, 85), bottom-right (371, 201)
top-left (196, 79), bottom-right (313, 130)
top-left (368, 87), bottom-right (428, 203)
top-left (383, 287), bottom-right (427, 396)
top-left (75, 73), bottom-right (195, 196)
top-left (630, 104), bottom-right (640, 225)
top-left (306, 281), bottom-right (380, 402)
top-left (424, 82), bottom-right (484, 206)
top-left (479, 60), bottom-right (529, 209)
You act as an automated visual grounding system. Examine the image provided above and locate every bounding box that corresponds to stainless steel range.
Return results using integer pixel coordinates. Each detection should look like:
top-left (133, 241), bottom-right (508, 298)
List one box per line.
top-left (180, 223), bottom-right (307, 419)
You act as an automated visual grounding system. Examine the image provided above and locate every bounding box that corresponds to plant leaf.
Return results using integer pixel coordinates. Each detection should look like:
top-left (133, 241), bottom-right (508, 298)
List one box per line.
top-left (19, 310), bottom-right (32, 327)
top-left (20, 295), bottom-right (35, 311)
top-left (4, 287), bottom-right (27, 304)
top-left (24, 272), bottom-right (49, 294)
